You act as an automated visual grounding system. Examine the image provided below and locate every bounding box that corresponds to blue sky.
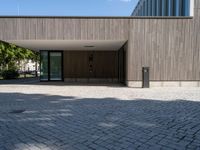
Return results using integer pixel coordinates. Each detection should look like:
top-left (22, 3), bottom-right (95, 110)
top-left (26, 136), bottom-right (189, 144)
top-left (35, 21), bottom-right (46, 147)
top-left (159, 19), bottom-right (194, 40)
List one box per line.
top-left (0, 0), bottom-right (138, 16)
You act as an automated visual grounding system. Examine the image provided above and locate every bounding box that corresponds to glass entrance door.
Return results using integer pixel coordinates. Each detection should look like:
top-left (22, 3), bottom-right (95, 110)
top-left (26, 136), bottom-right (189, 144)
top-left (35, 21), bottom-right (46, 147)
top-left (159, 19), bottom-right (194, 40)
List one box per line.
top-left (49, 52), bottom-right (62, 81)
top-left (40, 51), bottom-right (49, 81)
top-left (40, 51), bottom-right (63, 81)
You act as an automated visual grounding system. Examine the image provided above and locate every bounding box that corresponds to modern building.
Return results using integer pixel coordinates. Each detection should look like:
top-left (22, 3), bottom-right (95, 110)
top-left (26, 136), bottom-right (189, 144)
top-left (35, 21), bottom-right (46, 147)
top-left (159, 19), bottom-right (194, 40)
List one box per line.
top-left (132, 0), bottom-right (193, 16)
top-left (0, 0), bottom-right (199, 87)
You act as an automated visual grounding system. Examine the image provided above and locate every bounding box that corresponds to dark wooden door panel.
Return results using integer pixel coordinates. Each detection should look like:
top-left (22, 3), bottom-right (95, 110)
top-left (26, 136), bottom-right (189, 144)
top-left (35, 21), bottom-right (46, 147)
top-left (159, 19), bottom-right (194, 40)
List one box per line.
top-left (63, 51), bottom-right (118, 79)
top-left (64, 51), bottom-right (89, 78)
top-left (93, 51), bottom-right (118, 78)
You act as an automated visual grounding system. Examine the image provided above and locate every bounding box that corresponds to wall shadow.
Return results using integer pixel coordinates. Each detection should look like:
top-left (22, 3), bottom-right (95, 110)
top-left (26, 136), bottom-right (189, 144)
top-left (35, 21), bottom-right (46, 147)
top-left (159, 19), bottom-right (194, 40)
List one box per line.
top-left (0, 78), bottom-right (126, 88)
top-left (0, 92), bottom-right (200, 149)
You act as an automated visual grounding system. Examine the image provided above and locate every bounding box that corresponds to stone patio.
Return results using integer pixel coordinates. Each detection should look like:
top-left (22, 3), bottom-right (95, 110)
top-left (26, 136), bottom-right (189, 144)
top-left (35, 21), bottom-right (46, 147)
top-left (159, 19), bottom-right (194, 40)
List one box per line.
top-left (0, 83), bottom-right (200, 150)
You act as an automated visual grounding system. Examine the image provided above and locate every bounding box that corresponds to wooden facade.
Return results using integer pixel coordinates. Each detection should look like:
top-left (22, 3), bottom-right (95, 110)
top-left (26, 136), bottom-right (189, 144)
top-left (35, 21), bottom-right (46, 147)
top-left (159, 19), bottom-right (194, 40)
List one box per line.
top-left (63, 51), bottom-right (118, 79)
top-left (0, 18), bottom-right (129, 41)
top-left (0, 0), bottom-right (200, 84)
top-left (127, 1), bottom-right (200, 81)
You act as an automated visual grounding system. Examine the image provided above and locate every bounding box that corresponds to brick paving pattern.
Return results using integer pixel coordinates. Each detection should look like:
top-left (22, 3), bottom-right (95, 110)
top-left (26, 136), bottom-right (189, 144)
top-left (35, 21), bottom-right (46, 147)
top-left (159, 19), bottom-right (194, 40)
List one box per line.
top-left (0, 83), bottom-right (200, 150)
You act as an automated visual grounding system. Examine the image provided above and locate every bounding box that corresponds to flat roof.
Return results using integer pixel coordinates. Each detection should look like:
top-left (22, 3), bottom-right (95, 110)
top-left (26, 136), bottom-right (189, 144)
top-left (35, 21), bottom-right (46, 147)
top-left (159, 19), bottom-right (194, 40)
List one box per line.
top-left (0, 16), bottom-right (193, 19)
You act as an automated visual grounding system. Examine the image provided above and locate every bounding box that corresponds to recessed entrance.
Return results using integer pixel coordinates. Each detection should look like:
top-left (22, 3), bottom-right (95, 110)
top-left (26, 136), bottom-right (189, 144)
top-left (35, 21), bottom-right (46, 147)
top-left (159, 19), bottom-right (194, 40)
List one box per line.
top-left (9, 40), bottom-right (126, 84)
top-left (40, 49), bottom-right (126, 84)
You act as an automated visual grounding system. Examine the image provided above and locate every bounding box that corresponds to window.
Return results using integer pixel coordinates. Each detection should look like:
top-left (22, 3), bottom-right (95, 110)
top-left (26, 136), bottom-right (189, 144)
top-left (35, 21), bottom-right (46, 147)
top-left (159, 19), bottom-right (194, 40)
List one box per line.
top-left (40, 51), bottom-right (48, 81)
top-left (132, 0), bottom-right (193, 17)
top-left (183, 0), bottom-right (190, 16)
top-left (153, 0), bottom-right (157, 16)
top-left (143, 1), bottom-right (146, 16)
top-left (162, 0), bottom-right (167, 16)
top-left (168, 0), bottom-right (174, 16)
top-left (156, 0), bottom-right (161, 16)
top-left (146, 0), bottom-right (148, 16)
top-left (149, 0), bottom-right (152, 16)
top-left (174, 0), bottom-right (180, 16)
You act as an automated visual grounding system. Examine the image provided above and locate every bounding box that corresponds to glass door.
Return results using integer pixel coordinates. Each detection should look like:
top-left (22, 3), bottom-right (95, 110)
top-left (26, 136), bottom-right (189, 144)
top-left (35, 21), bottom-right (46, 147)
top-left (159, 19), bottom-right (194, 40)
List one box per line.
top-left (49, 52), bottom-right (62, 81)
top-left (40, 51), bottom-right (49, 81)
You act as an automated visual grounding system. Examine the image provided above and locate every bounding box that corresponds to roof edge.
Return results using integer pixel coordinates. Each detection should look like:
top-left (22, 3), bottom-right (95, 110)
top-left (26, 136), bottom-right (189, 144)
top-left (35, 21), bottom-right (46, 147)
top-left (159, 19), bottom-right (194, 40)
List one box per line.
top-left (0, 16), bottom-right (193, 19)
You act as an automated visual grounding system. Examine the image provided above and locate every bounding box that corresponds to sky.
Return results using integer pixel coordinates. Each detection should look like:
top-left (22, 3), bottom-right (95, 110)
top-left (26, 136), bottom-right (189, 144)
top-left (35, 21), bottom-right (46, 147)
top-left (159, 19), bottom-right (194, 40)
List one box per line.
top-left (0, 0), bottom-right (138, 16)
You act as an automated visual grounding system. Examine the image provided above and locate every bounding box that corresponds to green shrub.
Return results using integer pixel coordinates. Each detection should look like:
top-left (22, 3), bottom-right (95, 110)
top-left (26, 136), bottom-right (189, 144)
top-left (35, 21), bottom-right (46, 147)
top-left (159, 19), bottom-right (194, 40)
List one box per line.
top-left (2, 69), bottom-right (19, 79)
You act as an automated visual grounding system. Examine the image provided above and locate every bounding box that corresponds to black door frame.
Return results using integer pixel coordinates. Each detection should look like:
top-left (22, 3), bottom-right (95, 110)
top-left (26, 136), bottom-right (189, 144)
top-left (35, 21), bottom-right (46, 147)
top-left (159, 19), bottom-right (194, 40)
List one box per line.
top-left (40, 50), bottom-right (64, 82)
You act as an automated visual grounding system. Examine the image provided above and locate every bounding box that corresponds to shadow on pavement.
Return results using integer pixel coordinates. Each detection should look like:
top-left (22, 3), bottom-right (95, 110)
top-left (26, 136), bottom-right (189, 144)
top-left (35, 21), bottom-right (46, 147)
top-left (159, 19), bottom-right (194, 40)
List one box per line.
top-left (0, 92), bottom-right (200, 149)
top-left (0, 78), bottom-right (126, 88)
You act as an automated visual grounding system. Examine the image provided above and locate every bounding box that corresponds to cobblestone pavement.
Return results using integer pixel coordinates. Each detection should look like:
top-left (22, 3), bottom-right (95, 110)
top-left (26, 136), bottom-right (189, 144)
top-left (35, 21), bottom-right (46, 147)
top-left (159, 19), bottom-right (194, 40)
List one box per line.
top-left (0, 83), bottom-right (200, 150)
top-left (0, 77), bottom-right (39, 84)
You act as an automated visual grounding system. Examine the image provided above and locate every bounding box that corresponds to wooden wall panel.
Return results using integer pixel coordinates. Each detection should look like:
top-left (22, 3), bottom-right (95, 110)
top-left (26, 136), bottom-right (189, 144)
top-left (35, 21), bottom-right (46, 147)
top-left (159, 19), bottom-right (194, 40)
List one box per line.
top-left (93, 51), bottom-right (118, 78)
top-left (63, 51), bottom-right (118, 79)
top-left (64, 51), bottom-right (89, 78)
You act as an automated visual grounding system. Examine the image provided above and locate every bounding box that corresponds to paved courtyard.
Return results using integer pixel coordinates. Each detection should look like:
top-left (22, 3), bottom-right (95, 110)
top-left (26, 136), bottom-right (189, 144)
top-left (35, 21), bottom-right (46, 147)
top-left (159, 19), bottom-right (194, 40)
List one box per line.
top-left (0, 82), bottom-right (200, 150)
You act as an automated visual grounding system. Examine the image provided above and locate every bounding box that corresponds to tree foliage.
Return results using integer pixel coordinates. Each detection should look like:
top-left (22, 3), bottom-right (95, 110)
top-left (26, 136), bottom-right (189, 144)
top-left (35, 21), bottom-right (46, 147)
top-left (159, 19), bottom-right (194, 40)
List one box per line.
top-left (0, 41), bottom-right (39, 71)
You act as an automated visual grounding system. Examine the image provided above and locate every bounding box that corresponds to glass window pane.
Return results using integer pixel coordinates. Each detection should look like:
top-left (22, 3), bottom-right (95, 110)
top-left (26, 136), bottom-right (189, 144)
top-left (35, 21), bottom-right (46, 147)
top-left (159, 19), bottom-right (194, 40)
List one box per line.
top-left (174, 0), bottom-right (180, 16)
top-left (183, 0), bottom-right (190, 16)
top-left (162, 0), bottom-right (167, 16)
top-left (40, 51), bottom-right (48, 81)
top-left (168, 0), bottom-right (172, 16)
top-left (50, 52), bottom-right (62, 80)
top-left (148, 0), bottom-right (151, 16)
top-left (157, 0), bottom-right (162, 16)
top-left (155, 0), bottom-right (157, 16)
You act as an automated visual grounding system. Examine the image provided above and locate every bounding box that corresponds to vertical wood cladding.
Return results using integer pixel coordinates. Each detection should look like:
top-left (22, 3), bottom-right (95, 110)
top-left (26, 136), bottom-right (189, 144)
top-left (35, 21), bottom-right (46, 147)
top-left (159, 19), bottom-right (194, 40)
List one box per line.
top-left (63, 51), bottom-right (118, 79)
top-left (127, 4), bottom-right (200, 81)
top-left (0, 18), bottom-right (129, 40)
